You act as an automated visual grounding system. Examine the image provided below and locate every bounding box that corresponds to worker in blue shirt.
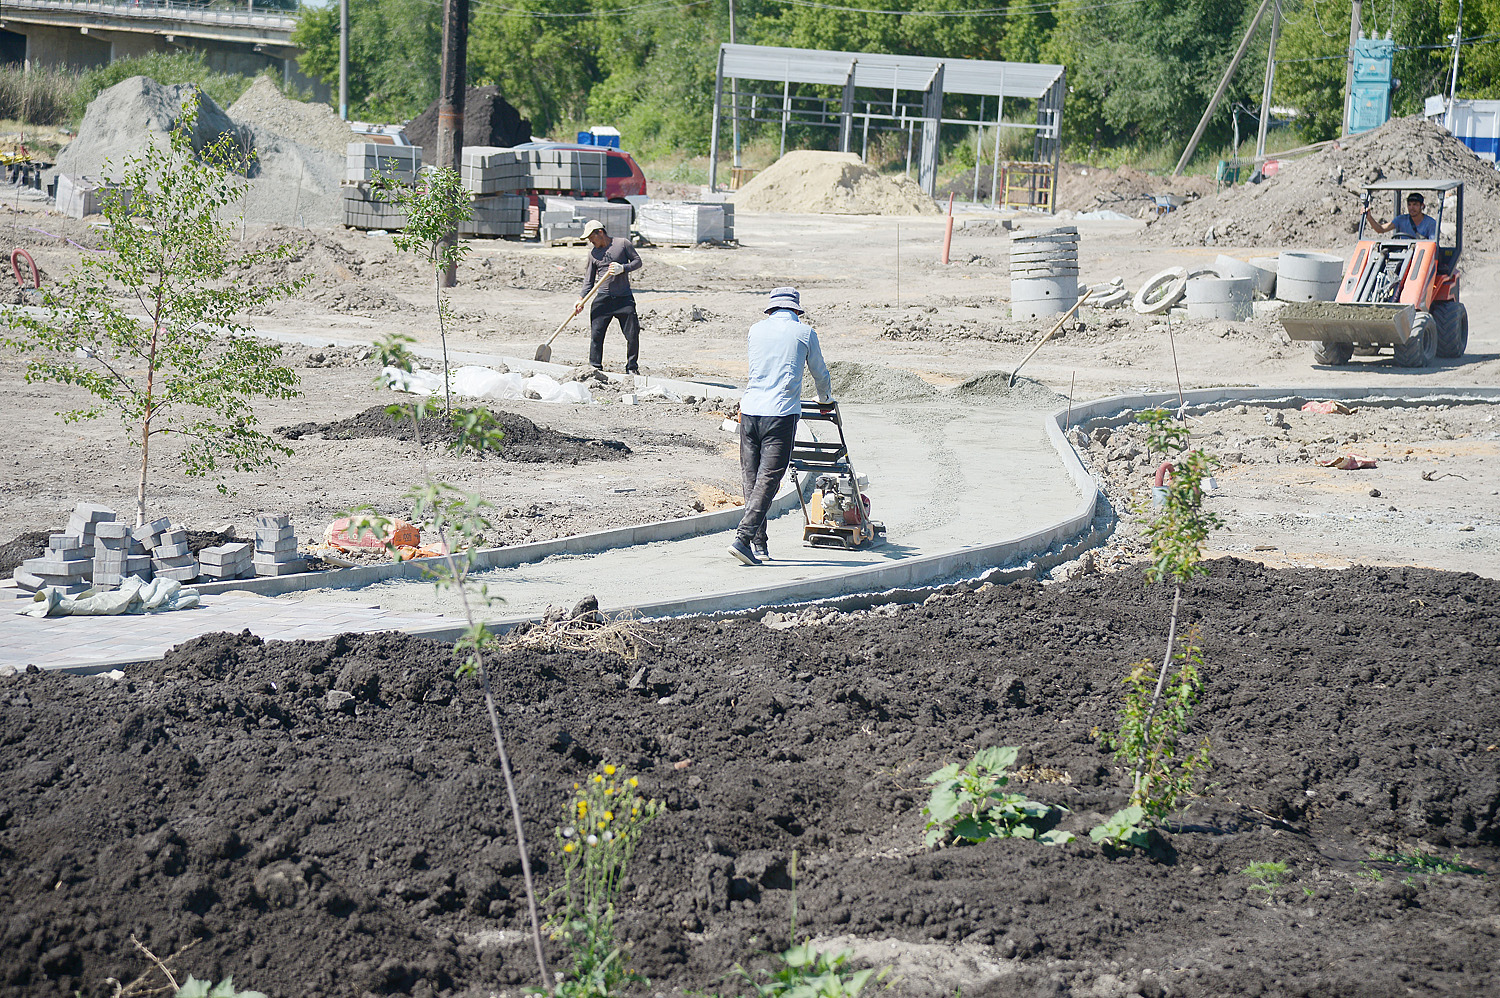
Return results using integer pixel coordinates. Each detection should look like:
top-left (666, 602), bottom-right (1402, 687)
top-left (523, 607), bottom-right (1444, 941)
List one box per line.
top-left (1365, 192), bottom-right (1437, 240)
top-left (728, 287), bottom-right (833, 566)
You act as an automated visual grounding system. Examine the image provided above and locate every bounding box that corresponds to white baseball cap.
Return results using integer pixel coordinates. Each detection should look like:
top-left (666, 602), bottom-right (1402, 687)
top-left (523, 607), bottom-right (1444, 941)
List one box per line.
top-left (582, 219), bottom-right (607, 238)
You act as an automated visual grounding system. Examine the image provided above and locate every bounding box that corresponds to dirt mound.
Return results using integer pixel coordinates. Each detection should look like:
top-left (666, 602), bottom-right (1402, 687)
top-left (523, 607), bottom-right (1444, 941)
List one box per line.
top-left (950, 370), bottom-right (1068, 409)
top-left (277, 405), bottom-right (632, 463)
top-left (230, 76), bottom-right (350, 157)
top-left (51, 77), bottom-right (242, 182)
top-left (230, 225), bottom-right (367, 283)
top-left (802, 360), bottom-right (938, 402)
top-left (1054, 162), bottom-right (1214, 215)
top-left (733, 151), bottom-right (939, 215)
top-left (1147, 115), bottom-right (1500, 250)
top-left (0, 529), bottom-right (47, 575)
top-left (0, 561), bottom-right (1496, 997)
top-left (405, 85), bottom-right (532, 152)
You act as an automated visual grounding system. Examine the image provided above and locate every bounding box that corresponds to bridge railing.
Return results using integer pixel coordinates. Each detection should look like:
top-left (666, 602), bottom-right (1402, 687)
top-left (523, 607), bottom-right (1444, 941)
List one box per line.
top-left (8, 0), bottom-right (297, 31)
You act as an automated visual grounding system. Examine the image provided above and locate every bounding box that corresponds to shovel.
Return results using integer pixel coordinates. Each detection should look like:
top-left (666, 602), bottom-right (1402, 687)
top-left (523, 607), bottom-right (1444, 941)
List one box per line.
top-left (535, 270), bottom-right (612, 363)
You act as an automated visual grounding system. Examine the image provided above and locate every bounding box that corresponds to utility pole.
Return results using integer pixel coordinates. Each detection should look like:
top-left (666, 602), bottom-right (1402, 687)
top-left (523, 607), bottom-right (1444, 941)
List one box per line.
top-left (1173, 0), bottom-right (1273, 175)
top-left (338, 0), bottom-right (349, 121)
top-left (1340, 0), bottom-right (1361, 137)
top-left (1254, 0), bottom-right (1281, 162)
top-left (436, 0), bottom-right (469, 287)
top-left (729, 0), bottom-right (740, 174)
top-left (1447, 0), bottom-right (1464, 126)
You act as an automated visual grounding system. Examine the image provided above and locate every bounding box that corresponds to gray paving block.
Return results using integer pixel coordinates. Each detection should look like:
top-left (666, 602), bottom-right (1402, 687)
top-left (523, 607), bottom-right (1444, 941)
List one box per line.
top-left (153, 540), bottom-right (190, 559)
top-left (161, 527), bottom-right (188, 546)
top-left (153, 553), bottom-right (197, 570)
top-left (69, 503), bottom-right (116, 523)
top-left (154, 565), bottom-right (199, 582)
top-left (47, 534), bottom-right (83, 552)
top-left (126, 555), bottom-right (153, 576)
top-left (200, 542), bottom-right (253, 564)
top-left (95, 522), bottom-right (130, 540)
top-left (256, 525), bottom-right (295, 546)
top-left (133, 517), bottom-right (171, 543)
top-left (46, 546), bottom-right (92, 562)
top-left (256, 535), bottom-right (298, 556)
top-left (255, 513), bottom-right (291, 529)
top-left (24, 556), bottom-right (91, 577)
top-left (254, 559), bottom-right (309, 577)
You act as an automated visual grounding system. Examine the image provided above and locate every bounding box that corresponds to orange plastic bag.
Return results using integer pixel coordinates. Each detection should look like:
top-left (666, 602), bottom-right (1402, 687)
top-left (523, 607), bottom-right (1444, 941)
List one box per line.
top-left (324, 516), bottom-right (421, 553)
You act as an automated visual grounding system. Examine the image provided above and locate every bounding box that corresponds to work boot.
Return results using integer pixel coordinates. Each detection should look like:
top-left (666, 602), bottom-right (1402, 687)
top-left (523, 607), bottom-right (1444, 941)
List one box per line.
top-left (752, 540), bottom-right (771, 562)
top-left (728, 538), bottom-right (761, 566)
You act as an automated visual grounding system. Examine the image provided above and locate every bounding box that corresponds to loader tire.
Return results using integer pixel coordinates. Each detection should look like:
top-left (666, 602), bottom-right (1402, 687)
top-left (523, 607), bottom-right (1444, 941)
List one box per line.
top-left (1313, 341), bottom-right (1353, 366)
top-left (1392, 310), bottom-right (1437, 368)
top-left (1432, 300), bottom-right (1468, 358)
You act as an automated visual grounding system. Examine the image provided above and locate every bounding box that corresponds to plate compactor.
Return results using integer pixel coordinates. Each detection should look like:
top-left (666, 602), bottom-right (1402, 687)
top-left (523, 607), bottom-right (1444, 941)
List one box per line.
top-left (1279, 179), bottom-right (1468, 368)
top-left (788, 401), bottom-right (885, 549)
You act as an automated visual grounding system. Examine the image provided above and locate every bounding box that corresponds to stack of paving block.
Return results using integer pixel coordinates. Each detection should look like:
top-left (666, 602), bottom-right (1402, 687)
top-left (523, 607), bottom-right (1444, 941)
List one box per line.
top-left (254, 514), bottom-right (307, 576)
top-left (198, 542), bottom-right (254, 581)
top-left (635, 201), bottom-right (734, 245)
top-left (13, 503), bottom-right (118, 591)
top-left (146, 522), bottom-right (200, 582)
top-left (462, 193), bottom-right (528, 238)
top-left (540, 196), bottom-right (632, 244)
top-left (342, 185), bottom-right (409, 231)
top-left (91, 521), bottom-right (143, 588)
top-left (523, 147), bottom-right (606, 194)
top-left (345, 142), bottom-right (422, 184)
top-left (461, 146), bottom-right (527, 195)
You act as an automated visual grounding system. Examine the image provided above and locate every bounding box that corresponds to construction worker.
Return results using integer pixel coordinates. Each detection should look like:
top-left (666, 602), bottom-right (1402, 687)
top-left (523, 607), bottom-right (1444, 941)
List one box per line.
top-left (573, 220), bottom-right (643, 375)
top-left (1365, 192), bottom-right (1436, 240)
top-left (729, 287), bottom-right (834, 566)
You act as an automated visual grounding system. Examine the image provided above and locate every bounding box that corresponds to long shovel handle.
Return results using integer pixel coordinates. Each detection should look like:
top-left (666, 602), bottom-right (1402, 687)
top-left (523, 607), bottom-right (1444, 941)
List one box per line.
top-left (547, 270), bottom-right (613, 346)
top-left (1009, 288), bottom-right (1093, 388)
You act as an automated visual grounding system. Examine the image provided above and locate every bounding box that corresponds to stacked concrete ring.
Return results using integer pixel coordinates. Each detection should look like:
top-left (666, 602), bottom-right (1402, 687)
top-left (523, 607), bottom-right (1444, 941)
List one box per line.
top-left (1276, 251), bottom-right (1344, 302)
top-left (1010, 226), bottom-right (1079, 319)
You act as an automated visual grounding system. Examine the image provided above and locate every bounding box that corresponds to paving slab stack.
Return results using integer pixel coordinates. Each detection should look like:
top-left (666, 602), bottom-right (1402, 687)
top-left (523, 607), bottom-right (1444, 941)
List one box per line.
top-left (635, 202), bottom-right (734, 245)
top-left (459, 147), bottom-right (528, 237)
top-left (342, 142), bottom-right (422, 230)
top-left (342, 187), bottom-right (409, 231)
top-left (12, 502), bottom-right (118, 591)
top-left (254, 514), bottom-right (307, 576)
top-left (149, 523), bottom-right (200, 582)
top-left (198, 542), bottom-right (254, 581)
top-left (91, 521), bottom-right (135, 587)
top-left (1276, 251), bottom-right (1344, 302)
top-left (541, 196), bottom-right (632, 243)
top-left (523, 147), bottom-right (606, 194)
top-left (1010, 226), bottom-right (1079, 319)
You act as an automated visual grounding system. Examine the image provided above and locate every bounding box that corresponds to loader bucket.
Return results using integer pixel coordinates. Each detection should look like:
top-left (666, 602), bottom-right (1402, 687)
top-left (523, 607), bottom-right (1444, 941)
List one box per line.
top-left (1278, 301), bottom-right (1415, 346)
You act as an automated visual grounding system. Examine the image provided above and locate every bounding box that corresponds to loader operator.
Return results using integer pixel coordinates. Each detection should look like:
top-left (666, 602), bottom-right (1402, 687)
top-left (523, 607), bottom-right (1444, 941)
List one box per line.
top-left (1365, 192), bottom-right (1436, 240)
top-left (573, 220), bottom-right (644, 375)
top-left (728, 287), bottom-right (834, 567)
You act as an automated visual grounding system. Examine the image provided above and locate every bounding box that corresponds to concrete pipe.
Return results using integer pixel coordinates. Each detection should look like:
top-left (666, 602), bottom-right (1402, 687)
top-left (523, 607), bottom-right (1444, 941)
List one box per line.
top-left (1276, 276), bottom-right (1342, 302)
top-left (1012, 297), bottom-right (1080, 319)
top-left (1248, 256), bottom-right (1278, 297)
top-left (1011, 275), bottom-right (1078, 300)
top-left (1277, 250), bottom-right (1344, 284)
top-left (1132, 267), bottom-right (1188, 315)
top-left (1011, 226), bottom-right (1078, 241)
top-left (1012, 267), bottom-right (1080, 280)
top-left (1213, 255), bottom-right (1259, 282)
top-left (1185, 276), bottom-right (1253, 321)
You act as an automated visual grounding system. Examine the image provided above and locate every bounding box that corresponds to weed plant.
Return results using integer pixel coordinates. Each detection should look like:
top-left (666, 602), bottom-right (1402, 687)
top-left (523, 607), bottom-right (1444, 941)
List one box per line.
top-left (922, 746), bottom-right (1073, 847)
top-left (1093, 408), bottom-right (1220, 848)
top-left (545, 763), bottom-right (662, 997)
top-left (1242, 861), bottom-right (1289, 892)
top-left (1368, 850), bottom-right (1486, 877)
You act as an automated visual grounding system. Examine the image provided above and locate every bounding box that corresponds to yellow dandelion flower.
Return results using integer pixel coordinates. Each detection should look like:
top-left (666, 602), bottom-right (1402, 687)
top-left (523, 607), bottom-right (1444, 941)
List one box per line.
top-left (596, 820), bottom-right (606, 830)
top-left (604, 764), bottom-right (616, 776)
top-left (593, 774), bottom-right (604, 783)
top-left (564, 842), bottom-right (576, 853)
top-left (605, 811), bottom-right (614, 821)
top-left (628, 777), bottom-right (639, 788)
top-left (577, 801), bottom-right (589, 815)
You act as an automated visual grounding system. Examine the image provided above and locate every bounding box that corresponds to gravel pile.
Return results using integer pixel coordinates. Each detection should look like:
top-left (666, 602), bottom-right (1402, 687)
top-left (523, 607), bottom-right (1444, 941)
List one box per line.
top-left (1146, 115), bottom-right (1500, 250)
top-left (230, 77), bottom-right (347, 228)
top-left (50, 76), bottom-right (242, 182)
top-left (802, 359), bottom-right (939, 402)
top-left (229, 76), bottom-right (350, 156)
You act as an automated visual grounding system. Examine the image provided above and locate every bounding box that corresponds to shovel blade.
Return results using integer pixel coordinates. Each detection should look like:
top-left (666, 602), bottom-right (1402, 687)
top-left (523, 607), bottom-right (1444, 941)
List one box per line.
top-left (534, 343), bottom-right (552, 363)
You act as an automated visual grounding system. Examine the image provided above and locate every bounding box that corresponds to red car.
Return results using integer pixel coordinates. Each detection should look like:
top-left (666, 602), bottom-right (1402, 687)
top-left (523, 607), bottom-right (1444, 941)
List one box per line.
top-left (512, 141), bottom-right (647, 201)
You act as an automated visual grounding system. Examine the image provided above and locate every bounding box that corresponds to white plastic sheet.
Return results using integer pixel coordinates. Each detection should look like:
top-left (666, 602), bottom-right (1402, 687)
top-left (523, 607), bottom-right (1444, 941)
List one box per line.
top-left (20, 575), bottom-right (201, 618)
top-left (385, 364), bottom-right (593, 404)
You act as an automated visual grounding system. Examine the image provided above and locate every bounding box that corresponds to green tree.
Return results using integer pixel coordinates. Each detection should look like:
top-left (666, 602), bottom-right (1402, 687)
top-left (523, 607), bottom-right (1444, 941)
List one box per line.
top-left (1, 93), bottom-right (305, 527)
top-left (292, 0), bottom-right (440, 120)
top-left (374, 167), bottom-right (473, 418)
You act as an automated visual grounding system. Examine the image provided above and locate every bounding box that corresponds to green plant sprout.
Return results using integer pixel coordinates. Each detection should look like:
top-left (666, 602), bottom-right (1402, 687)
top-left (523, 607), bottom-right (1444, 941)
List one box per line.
top-left (373, 166), bottom-right (474, 418)
top-left (1093, 407), bottom-right (1221, 847)
top-left (1368, 850), bottom-right (1486, 877)
top-left (1, 91), bottom-right (306, 526)
top-left (922, 746), bottom-right (1074, 847)
top-left (349, 334), bottom-right (554, 991)
top-left (174, 978), bottom-right (266, 998)
top-left (543, 763), bottom-right (662, 997)
top-left (1242, 860), bottom-right (1289, 892)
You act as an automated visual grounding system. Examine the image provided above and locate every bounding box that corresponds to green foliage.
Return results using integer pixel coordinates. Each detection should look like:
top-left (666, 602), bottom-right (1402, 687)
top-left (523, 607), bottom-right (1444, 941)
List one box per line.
top-left (1088, 805), bottom-right (1151, 850)
top-left (0, 92), bottom-right (303, 526)
top-left (1369, 850), bottom-right (1487, 877)
top-left (1138, 408), bottom-right (1223, 586)
top-left (1097, 629), bottom-right (1213, 823)
top-left (544, 763), bottom-right (663, 998)
top-left (921, 746), bottom-right (1073, 847)
top-left (74, 51), bottom-right (259, 120)
top-left (1242, 860), bottom-right (1289, 892)
top-left (175, 978), bottom-right (266, 998)
top-left (373, 168), bottom-right (473, 417)
top-left (731, 943), bottom-right (886, 997)
top-left (292, 0), bottom-right (440, 120)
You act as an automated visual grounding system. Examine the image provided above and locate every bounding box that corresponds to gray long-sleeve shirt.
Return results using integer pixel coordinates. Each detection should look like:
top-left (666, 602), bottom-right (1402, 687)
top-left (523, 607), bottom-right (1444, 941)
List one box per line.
top-left (582, 237), bottom-right (643, 298)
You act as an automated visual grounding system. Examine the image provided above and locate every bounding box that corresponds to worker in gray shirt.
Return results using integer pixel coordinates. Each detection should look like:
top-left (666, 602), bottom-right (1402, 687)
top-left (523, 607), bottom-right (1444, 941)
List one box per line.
top-left (729, 287), bottom-right (833, 566)
top-left (1365, 192), bottom-right (1437, 240)
top-left (573, 220), bottom-right (644, 374)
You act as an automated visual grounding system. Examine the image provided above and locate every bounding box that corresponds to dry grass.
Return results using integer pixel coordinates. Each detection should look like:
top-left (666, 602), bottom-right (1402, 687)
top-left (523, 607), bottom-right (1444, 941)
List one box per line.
top-left (498, 610), bottom-right (653, 662)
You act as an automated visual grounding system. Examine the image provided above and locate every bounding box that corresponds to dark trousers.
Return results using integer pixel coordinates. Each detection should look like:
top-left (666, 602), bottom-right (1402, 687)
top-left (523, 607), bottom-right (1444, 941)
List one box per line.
top-left (737, 414), bottom-right (798, 547)
top-left (589, 296), bottom-right (639, 373)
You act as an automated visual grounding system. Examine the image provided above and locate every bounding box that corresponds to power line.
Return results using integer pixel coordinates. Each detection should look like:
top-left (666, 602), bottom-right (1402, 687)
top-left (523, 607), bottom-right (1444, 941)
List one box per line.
top-left (766, 0), bottom-right (1150, 18)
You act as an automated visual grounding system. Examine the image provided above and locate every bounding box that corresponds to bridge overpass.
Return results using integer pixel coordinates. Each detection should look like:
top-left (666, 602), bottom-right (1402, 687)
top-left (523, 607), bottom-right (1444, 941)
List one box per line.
top-left (0, 0), bottom-right (320, 95)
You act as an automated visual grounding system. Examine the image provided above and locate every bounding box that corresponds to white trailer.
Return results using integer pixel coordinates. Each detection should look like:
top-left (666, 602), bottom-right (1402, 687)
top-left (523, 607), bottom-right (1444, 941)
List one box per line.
top-left (1425, 96), bottom-right (1500, 166)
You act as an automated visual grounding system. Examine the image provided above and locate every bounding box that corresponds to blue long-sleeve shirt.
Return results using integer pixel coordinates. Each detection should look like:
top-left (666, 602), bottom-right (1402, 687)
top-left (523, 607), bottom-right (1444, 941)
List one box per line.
top-left (740, 308), bottom-right (833, 417)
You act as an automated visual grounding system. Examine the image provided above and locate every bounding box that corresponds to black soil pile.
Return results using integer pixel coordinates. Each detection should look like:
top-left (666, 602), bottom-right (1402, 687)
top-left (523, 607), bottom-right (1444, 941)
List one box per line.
top-left (405, 86), bottom-right (532, 152)
top-left (277, 405), bottom-right (631, 464)
top-left (2, 560), bottom-right (1496, 997)
top-left (0, 530), bottom-right (48, 575)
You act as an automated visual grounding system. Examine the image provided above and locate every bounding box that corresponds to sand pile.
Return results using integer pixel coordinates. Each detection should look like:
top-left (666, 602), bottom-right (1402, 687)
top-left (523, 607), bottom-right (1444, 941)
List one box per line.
top-left (230, 75), bottom-right (350, 156)
top-left (405, 85), bottom-right (532, 151)
top-left (229, 77), bottom-right (346, 228)
top-left (733, 151), bottom-right (939, 215)
top-left (1146, 116), bottom-right (1500, 250)
top-left (802, 360), bottom-right (938, 402)
top-left (51, 77), bottom-right (242, 181)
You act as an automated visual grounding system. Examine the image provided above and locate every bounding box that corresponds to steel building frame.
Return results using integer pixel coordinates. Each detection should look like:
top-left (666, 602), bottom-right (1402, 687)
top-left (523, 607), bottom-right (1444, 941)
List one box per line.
top-left (709, 43), bottom-right (1065, 205)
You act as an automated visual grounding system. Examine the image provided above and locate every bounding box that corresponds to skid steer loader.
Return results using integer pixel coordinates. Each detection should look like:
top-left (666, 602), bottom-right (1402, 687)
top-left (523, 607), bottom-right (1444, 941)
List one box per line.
top-left (1279, 179), bottom-right (1468, 368)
